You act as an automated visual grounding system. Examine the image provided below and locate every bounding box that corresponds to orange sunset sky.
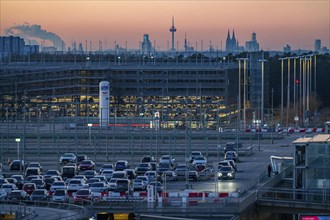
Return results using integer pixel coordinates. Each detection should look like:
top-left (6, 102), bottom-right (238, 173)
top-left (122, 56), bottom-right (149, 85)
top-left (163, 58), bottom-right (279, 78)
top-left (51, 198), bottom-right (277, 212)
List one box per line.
top-left (1, 0), bottom-right (329, 51)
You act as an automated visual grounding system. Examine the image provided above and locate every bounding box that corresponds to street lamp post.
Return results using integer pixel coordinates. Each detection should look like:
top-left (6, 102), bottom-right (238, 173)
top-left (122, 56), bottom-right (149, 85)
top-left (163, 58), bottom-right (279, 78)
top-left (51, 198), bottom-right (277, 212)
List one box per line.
top-left (279, 58), bottom-right (287, 125)
top-left (271, 88), bottom-right (274, 144)
top-left (15, 138), bottom-right (21, 175)
top-left (88, 123), bottom-right (93, 145)
top-left (259, 59), bottom-right (267, 126)
top-left (15, 138), bottom-right (21, 160)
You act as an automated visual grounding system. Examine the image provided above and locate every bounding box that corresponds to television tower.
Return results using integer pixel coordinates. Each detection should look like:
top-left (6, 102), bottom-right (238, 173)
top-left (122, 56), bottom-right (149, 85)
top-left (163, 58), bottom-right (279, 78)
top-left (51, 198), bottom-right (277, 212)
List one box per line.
top-left (169, 16), bottom-right (177, 52)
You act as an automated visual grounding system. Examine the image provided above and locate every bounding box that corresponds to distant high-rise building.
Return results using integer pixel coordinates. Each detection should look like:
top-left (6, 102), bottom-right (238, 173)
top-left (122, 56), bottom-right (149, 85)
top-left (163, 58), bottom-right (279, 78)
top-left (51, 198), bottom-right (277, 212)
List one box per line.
top-left (314, 39), bottom-right (321, 52)
top-left (245, 32), bottom-right (260, 52)
top-left (226, 30), bottom-right (238, 52)
top-left (283, 44), bottom-right (291, 53)
top-left (0, 35), bottom-right (39, 59)
top-left (141, 34), bottom-right (152, 55)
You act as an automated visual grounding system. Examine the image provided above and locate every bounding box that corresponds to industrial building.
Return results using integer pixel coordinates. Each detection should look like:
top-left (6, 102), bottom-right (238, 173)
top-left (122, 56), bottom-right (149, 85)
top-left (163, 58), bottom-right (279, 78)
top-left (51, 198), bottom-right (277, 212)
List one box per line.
top-left (0, 51), bottom-right (269, 129)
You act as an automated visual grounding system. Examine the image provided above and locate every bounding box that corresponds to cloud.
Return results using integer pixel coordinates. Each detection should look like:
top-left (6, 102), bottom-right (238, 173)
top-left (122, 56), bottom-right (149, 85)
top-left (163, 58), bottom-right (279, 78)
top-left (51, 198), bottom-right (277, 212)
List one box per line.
top-left (5, 23), bottom-right (65, 50)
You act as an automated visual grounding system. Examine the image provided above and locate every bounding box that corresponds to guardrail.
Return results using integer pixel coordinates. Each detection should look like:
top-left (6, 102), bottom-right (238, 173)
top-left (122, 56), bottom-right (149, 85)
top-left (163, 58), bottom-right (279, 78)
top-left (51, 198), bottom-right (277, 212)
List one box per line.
top-left (0, 200), bottom-right (91, 220)
top-left (257, 187), bottom-right (330, 210)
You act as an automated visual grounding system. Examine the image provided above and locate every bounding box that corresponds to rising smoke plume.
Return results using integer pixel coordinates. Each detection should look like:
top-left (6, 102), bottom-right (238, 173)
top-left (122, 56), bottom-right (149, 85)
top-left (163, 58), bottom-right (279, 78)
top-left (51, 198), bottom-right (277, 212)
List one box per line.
top-left (5, 23), bottom-right (65, 50)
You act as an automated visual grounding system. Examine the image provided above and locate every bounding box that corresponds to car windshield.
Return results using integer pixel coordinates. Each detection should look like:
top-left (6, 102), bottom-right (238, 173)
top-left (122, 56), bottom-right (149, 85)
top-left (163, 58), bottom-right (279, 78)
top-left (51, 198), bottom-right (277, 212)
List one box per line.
top-left (53, 182), bottom-right (64, 186)
top-left (159, 163), bottom-right (170, 168)
top-left (220, 166), bottom-right (232, 171)
top-left (33, 190), bottom-right (44, 195)
top-left (81, 161), bottom-right (92, 165)
top-left (64, 153), bottom-right (73, 157)
top-left (54, 190), bottom-right (65, 196)
top-left (77, 190), bottom-right (89, 195)
top-left (91, 183), bottom-right (104, 187)
top-left (31, 179), bottom-right (42, 184)
top-left (11, 191), bottom-right (21, 196)
top-left (69, 180), bottom-right (81, 185)
top-left (138, 163), bottom-right (149, 167)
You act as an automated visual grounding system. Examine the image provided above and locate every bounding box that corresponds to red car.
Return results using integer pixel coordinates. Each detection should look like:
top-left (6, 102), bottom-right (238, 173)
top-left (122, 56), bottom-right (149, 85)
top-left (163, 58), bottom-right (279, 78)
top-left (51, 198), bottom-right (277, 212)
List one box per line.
top-left (73, 188), bottom-right (93, 203)
top-left (78, 160), bottom-right (95, 171)
top-left (22, 183), bottom-right (37, 195)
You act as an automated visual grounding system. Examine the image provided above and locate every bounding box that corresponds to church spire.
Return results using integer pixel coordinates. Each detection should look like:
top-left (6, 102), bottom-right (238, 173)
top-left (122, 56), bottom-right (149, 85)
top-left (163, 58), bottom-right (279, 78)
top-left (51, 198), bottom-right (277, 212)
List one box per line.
top-left (227, 29), bottom-right (231, 40)
top-left (232, 30), bottom-right (236, 41)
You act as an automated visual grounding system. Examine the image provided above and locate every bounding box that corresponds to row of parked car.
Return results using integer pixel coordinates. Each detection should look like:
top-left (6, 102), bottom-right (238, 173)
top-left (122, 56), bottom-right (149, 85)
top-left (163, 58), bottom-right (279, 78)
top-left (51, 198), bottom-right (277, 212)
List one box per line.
top-left (1, 151), bottom-right (238, 203)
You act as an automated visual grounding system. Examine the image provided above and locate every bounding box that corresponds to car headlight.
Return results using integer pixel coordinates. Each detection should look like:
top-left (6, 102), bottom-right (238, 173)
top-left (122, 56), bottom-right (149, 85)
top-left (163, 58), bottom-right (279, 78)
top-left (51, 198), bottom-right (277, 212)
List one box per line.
top-left (218, 173), bottom-right (222, 177)
top-left (228, 173), bottom-right (232, 177)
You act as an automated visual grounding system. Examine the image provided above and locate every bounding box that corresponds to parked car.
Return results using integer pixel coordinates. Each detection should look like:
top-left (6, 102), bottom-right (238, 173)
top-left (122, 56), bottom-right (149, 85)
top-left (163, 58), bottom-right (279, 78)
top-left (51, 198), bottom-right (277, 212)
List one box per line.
top-left (101, 169), bottom-right (114, 180)
top-left (159, 155), bottom-right (175, 166)
top-left (161, 171), bottom-right (178, 182)
top-left (22, 183), bottom-right (37, 195)
top-left (175, 165), bottom-right (189, 178)
top-left (114, 160), bottom-right (130, 171)
top-left (89, 182), bottom-right (108, 196)
top-left (0, 189), bottom-right (7, 200)
top-left (76, 155), bottom-right (89, 165)
top-left (144, 171), bottom-right (158, 183)
top-left (59, 153), bottom-right (76, 164)
top-left (8, 190), bottom-right (28, 200)
top-left (44, 170), bottom-right (61, 179)
top-left (62, 165), bottom-right (78, 180)
top-left (1, 183), bottom-right (18, 194)
top-left (223, 142), bottom-right (242, 153)
top-left (112, 171), bottom-right (128, 179)
top-left (135, 163), bottom-right (152, 175)
top-left (87, 178), bottom-right (101, 185)
top-left (114, 179), bottom-right (131, 192)
top-left (192, 156), bottom-right (207, 166)
top-left (50, 181), bottom-right (67, 192)
top-left (25, 167), bottom-right (41, 177)
top-left (99, 164), bottom-right (114, 173)
top-left (67, 179), bottom-right (88, 192)
top-left (199, 168), bottom-right (214, 180)
top-left (27, 162), bottom-right (43, 172)
top-left (132, 179), bottom-right (146, 191)
top-left (188, 171), bottom-right (199, 181)
top-left (157, 162), bottom-right (172, 175)
top-left (83, 170), bottom-right (97, 179)
top-left (73, 188), bottom-right (93, 204)
top-left (218, 161), bottom-right (231, 170)
top-left (30, 189), bottom-right (48, 201)
top-left (187, 151), bottom-right (203, 163)
top-left (141, 156), bottom-right (156, 163)
top-left (135, 176), bottom-right (149, 186)
top-left (0, 179), bottom-right (9, 188)
top-left (51, 189), bottom-right (69, 203)
top-left (9, 160), bottom-right (26, 171)
top-left (124, 169), bottom-right (136, 180)
top-left (218, 166), bottom-right (236, 180)
top-left (78, 160), bottom-right (95, 171)
top-left (108, 178), bottom-right (118, 191)
top-left (10, 175), bottom-right (24, 189)
top-left (195, 163), bottom-right (207, 172)
top-left (224, 151), bottom-right (239, 162)
top-left (30, 178), bottom-right (46, 189)
top-left (223, 159), bottom-right (237, 171)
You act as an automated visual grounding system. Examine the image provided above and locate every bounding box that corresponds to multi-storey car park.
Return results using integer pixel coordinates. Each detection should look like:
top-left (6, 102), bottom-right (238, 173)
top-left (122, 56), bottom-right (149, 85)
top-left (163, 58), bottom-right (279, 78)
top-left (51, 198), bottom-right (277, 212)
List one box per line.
top-left (0, 52), bottom-right (268, 130)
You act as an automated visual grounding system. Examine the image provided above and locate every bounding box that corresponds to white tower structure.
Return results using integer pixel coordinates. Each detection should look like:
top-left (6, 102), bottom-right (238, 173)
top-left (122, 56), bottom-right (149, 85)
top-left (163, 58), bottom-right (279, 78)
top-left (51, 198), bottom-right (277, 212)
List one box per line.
top-left (99, 81), bottom-right (109, 126)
